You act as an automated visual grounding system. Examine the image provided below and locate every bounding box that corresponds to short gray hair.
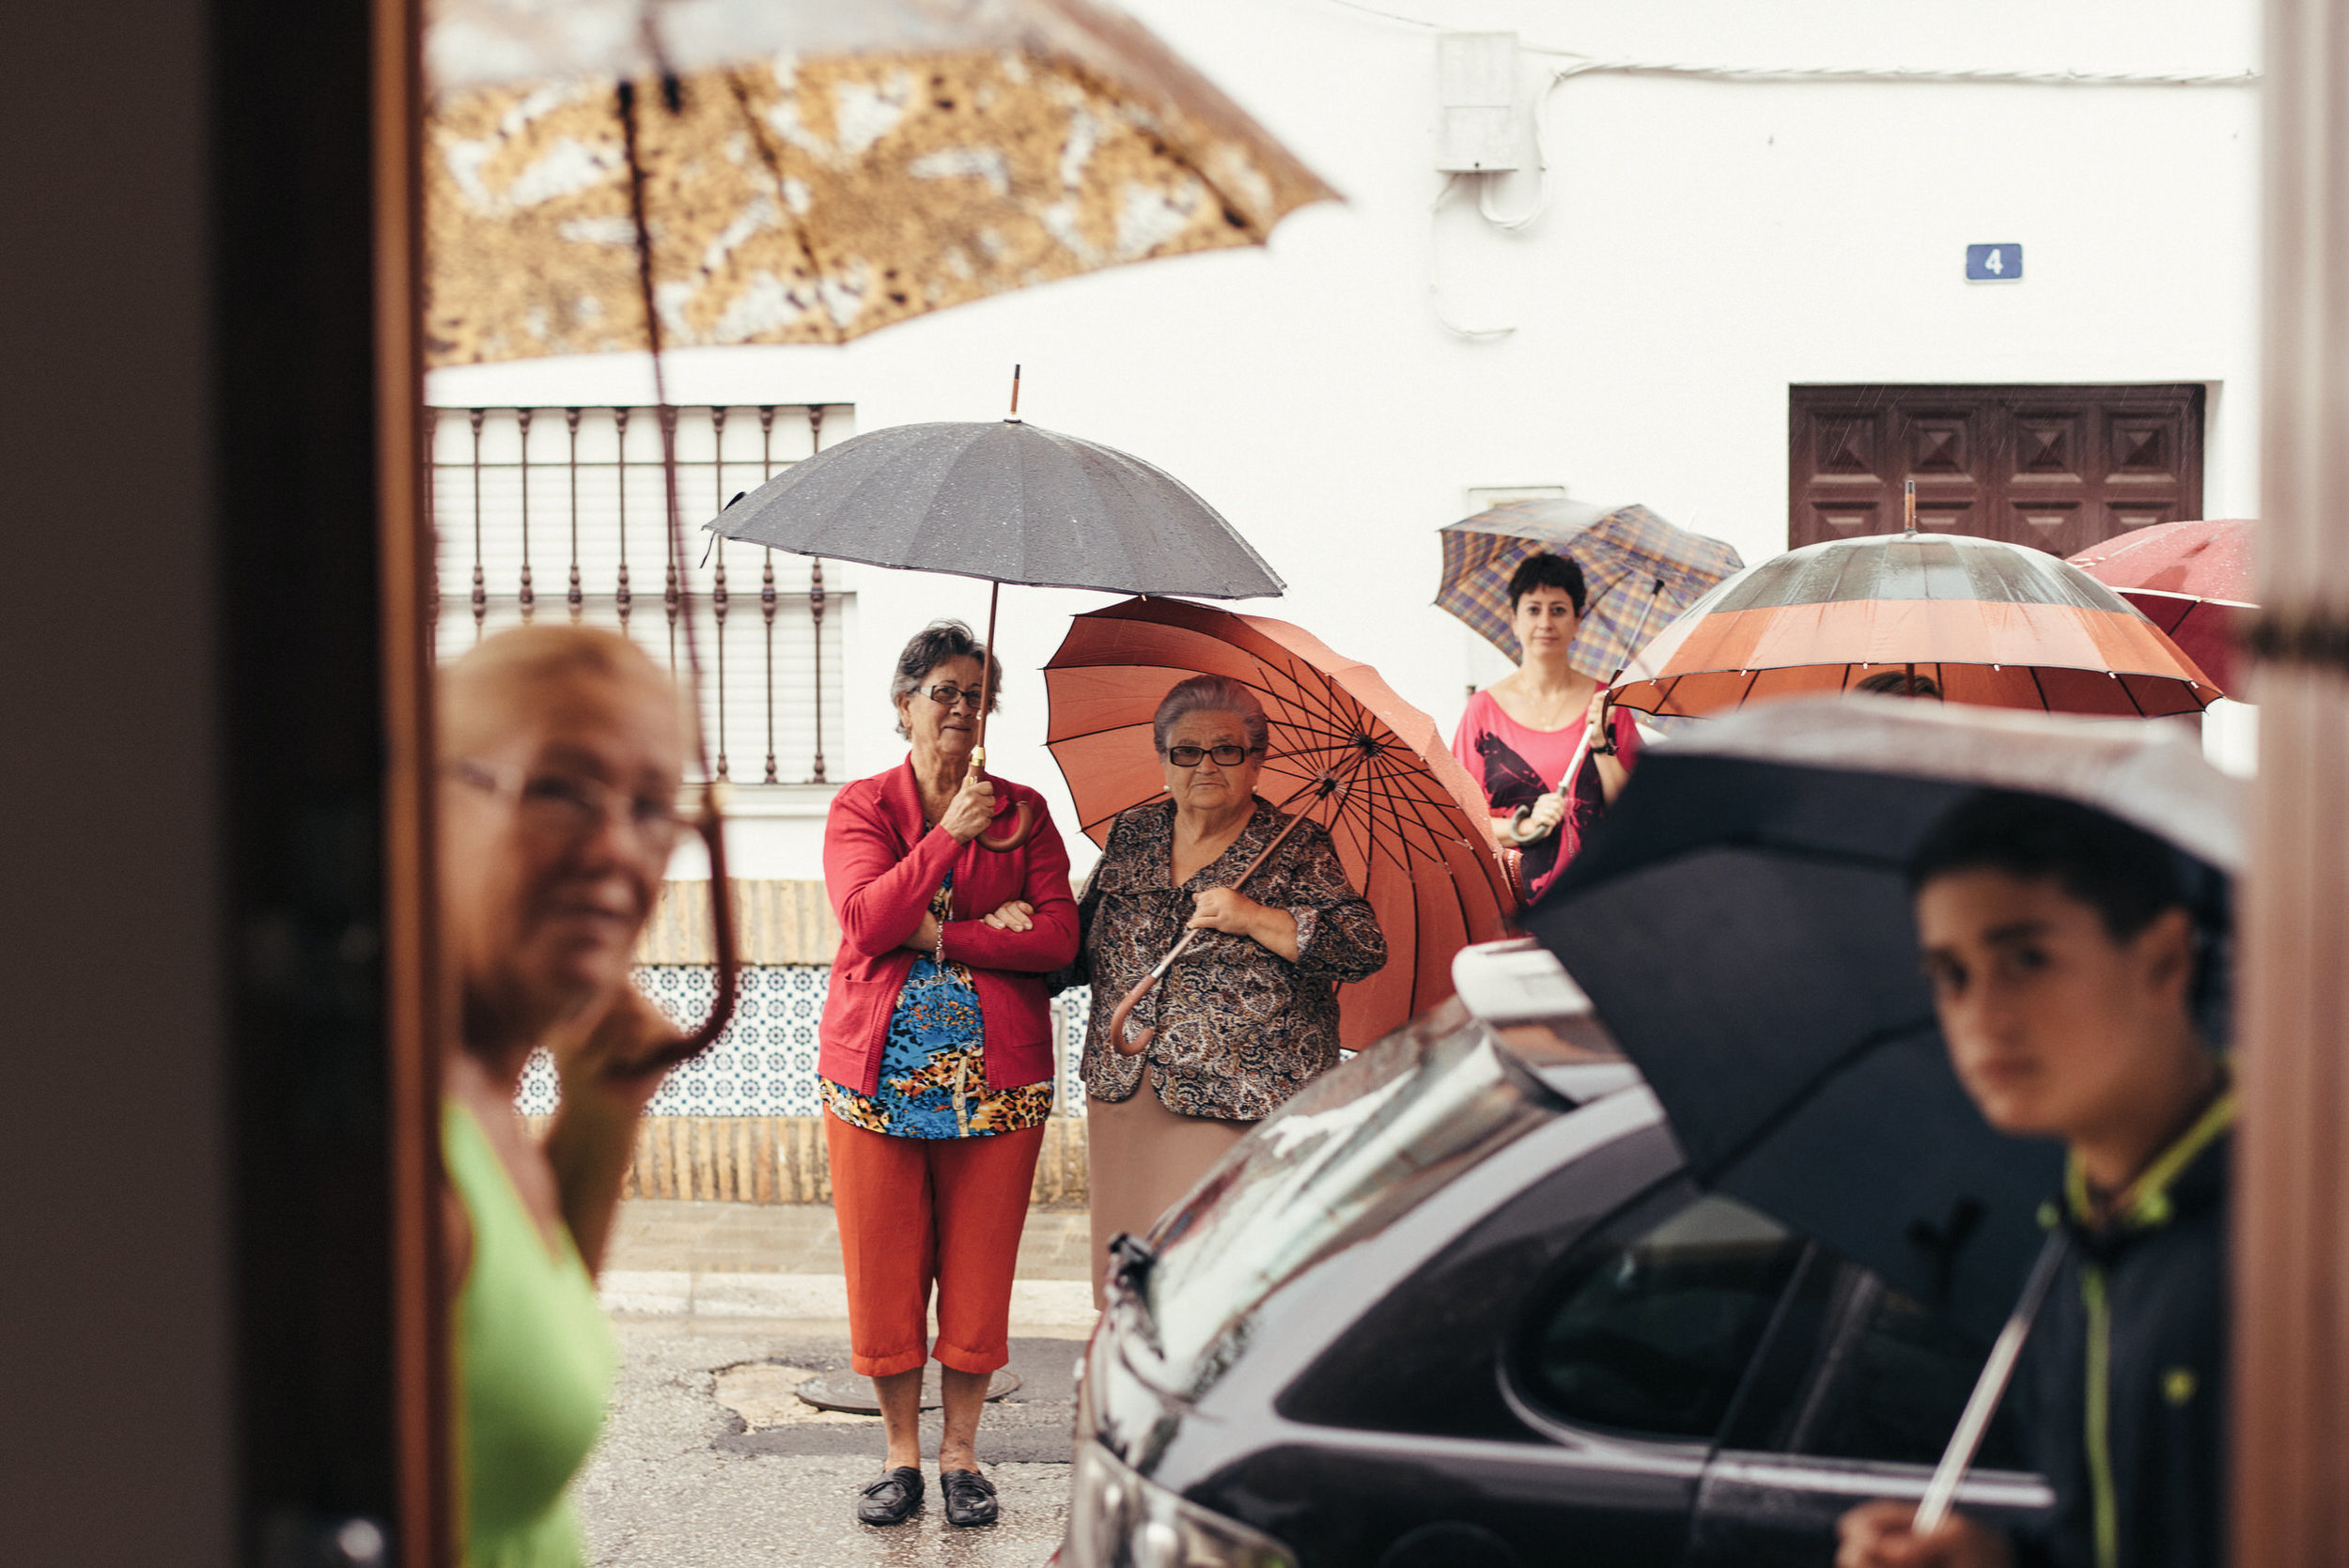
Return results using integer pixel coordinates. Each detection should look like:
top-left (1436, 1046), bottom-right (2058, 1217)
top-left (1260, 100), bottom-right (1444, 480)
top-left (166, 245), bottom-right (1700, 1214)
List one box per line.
top-left (1152, 675), bottom-right (1269, 756)
top-left (890, 620), bottom-right (1003, 739)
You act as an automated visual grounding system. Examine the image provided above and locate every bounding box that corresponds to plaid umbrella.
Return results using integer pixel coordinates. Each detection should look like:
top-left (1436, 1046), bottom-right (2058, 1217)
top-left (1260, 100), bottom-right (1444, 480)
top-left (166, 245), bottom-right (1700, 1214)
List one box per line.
top-left (1436, 499), bottom-right (1746, 678)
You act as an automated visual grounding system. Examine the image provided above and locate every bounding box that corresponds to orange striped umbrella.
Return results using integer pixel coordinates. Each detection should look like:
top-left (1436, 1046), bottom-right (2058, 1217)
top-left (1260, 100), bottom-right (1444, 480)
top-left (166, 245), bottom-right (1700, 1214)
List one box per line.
top-left (1613, 530), bottom-right (2218, 718)
top-left (1043, 597), bottom-right (1516, 1049)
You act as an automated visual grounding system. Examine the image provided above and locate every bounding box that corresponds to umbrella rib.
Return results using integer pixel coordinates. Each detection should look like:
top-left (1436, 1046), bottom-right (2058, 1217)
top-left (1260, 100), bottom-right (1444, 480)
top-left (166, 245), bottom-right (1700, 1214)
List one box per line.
top-left (1362, 751), bottom-right (1441, 839)
top-left (721, 70), bottom-right (842, 345)
top-left (1352, 759), bottom-right (1432, 876)
top-left (1388, 778), bottom-right (1458, 852)
top-left (1045, 720), bottom-right (1163, 746)
top-left (1273, 709), bottom-right (1369, 748)
top-left (1274, 716), bottom-right (1370, 762)
top-left (1283, 653), bottom-right (1370, 735)
top-left (1278, 662), bottom-right (1364, 738)
top-left (1405, 773), bottom-right (1476, 848)
top-left (1311, 752), bottom-right (1401, 866)
top-left (1247, 663), bottom-right (1363, 743)
top-left (1349, 797), bottom-right (1413, 878)
top-left (1343, 788), bottom-right (1414, 880)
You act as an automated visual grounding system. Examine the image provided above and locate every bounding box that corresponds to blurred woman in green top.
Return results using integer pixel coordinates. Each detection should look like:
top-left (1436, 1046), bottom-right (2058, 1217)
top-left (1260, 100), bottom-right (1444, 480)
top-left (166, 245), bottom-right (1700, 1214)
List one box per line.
top-left (439, 627), bottom-right (695, 1567)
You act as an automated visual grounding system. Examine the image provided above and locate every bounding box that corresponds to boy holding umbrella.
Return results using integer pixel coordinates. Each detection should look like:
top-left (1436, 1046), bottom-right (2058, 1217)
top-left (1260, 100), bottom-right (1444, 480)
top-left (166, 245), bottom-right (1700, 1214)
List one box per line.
top-left (1839, 792), bottom-right (2232, 1568)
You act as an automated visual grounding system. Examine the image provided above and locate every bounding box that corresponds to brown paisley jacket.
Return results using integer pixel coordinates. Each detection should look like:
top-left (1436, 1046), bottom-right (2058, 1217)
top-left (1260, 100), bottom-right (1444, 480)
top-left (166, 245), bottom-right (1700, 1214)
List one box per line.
top-left (1077, 797), bottom-right (1387, 1122)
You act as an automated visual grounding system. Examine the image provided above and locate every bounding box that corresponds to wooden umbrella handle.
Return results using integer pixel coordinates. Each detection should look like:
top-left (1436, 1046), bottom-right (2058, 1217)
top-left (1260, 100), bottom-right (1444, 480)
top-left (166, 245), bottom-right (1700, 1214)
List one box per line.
top-left (638, 791), bottom-right (739, 1069)
top-left (1108, 932), bottom-right (1199, 1055)
top-left (978, 796), bottom-right (1036, 853)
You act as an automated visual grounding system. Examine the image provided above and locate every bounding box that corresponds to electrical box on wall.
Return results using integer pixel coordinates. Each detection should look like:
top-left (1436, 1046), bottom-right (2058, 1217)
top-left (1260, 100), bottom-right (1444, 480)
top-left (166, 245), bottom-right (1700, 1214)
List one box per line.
top-left (1466, 485), bottom-right (1566, 513)
top-left (1437, 32), bottom-right (1520, 172)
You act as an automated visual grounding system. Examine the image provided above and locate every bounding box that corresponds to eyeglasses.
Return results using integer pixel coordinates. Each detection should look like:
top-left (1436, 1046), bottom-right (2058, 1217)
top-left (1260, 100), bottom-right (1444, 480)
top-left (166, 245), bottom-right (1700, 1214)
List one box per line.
top-left (450, 759), bottom-right (689, 857)
top-left (923, 684), bottom-right (987, 711)
top-left (1164, 744), bottom-right (1256, 768)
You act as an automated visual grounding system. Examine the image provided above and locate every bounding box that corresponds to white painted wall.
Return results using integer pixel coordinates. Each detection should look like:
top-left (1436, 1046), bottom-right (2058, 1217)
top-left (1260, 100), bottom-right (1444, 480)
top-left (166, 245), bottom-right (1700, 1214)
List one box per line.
top-left (429, 0), bottom-right (2264, 879)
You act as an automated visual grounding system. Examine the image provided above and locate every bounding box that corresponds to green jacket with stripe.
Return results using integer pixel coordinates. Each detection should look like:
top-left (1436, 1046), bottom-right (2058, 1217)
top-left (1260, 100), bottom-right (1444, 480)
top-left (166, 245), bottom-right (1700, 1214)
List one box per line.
top-left (2007, 1093), bottom-right (2233, 1568)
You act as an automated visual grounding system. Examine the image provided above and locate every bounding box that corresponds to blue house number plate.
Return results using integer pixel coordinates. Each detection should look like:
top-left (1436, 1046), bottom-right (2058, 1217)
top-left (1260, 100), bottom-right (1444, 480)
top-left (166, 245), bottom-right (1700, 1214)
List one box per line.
top-left (1967, 243), bottom-right (2023, 282)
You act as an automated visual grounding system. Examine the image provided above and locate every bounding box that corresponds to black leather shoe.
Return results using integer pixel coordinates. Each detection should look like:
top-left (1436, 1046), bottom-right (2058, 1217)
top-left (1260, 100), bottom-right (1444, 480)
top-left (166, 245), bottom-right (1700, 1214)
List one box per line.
top-left (856, 1467), bottom-right (924, 1526)
top-left (940, 1467), bottom-right (999, 1528)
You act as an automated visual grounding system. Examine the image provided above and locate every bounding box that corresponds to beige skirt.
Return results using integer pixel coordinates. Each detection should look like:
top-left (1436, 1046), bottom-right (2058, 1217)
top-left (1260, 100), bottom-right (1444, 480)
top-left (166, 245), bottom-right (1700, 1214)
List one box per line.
top-left (1085, 1069), bottom-right (1255, 1308)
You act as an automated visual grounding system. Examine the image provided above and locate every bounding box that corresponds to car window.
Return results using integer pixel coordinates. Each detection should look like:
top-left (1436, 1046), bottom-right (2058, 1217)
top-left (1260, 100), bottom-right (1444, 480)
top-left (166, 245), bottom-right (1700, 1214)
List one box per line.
top-left (1143, 1005), bottom-right (1562, 1393)
top-left (1523, 1194), bottom-right (1808, 1441)
top-left (1790, 1275), bottom-right (2026, 1470)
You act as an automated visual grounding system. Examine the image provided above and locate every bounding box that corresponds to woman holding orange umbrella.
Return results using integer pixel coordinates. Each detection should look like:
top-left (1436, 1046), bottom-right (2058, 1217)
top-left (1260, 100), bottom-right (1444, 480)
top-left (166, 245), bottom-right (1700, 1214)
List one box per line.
top-left (1073, 675), bottom-right (1387, 1304)
top-left (1041, 598), bottom-right (1516, 1300)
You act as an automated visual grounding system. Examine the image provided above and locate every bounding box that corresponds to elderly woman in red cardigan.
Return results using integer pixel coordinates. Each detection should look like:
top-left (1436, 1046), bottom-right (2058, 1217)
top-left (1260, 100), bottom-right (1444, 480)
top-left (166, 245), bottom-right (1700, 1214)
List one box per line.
top-left (818, 620), bottom-right (1078, 1531)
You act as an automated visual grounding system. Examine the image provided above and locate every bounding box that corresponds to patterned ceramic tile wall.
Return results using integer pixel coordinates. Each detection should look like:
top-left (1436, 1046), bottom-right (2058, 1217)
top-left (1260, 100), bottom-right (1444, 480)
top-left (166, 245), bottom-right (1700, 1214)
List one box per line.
top-left (516, 967), bottom-right (1091, 1115)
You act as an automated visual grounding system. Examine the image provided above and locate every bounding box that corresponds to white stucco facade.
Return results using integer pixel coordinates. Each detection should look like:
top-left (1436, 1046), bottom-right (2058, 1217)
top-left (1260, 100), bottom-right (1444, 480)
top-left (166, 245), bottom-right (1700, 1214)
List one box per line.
top-left (428, 0), bottom-right (2263, 881)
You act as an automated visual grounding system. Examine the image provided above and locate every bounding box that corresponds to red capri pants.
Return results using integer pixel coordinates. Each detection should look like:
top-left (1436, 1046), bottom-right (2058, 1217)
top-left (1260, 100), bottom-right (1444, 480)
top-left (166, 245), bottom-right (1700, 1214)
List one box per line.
top-left (826, 1115), bottom-right (1046, 1377)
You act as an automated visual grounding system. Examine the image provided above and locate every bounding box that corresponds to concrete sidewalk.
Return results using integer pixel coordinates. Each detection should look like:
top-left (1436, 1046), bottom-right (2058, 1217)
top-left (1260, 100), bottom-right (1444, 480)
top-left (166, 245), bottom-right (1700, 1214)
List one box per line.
top-left (581, 1319), bottom-right (1076, 1564)
top-left (581, 1203), bottom-right (1094, 1562)
top-left (599, 1200), bottom-right (1098, 1333)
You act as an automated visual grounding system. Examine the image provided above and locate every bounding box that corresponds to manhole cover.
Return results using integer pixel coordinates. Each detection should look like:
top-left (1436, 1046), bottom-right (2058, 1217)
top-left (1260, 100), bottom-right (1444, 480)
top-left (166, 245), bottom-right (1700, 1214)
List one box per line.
top-left (796, 1368), bottom-right (1021, 1414)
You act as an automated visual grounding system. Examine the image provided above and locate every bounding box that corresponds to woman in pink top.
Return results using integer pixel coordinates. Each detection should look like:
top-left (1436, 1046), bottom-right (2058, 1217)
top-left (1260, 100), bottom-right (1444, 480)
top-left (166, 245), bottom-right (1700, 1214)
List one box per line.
top-left (1451, 552), bottom-right (1641, 903)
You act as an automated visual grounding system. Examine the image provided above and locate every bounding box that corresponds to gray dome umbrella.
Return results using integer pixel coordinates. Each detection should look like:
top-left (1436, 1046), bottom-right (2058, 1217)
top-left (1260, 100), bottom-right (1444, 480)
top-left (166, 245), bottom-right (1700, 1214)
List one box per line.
top-left (708, 400), bottom-right (1284, 848)
top-left (706, 415), bottom-right (1285, 599)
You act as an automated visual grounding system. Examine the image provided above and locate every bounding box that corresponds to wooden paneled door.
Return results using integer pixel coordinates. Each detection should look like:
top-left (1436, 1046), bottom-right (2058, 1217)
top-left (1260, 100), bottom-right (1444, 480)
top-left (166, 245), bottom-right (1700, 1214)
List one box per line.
top-left (1789, 384), bottom-right (2205, 555)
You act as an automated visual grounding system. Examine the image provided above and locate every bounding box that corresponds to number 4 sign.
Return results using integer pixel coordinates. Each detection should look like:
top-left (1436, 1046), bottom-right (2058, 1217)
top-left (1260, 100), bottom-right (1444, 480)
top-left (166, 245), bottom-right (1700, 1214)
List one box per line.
top-left (1967, 243), bottom-right (2023, 283)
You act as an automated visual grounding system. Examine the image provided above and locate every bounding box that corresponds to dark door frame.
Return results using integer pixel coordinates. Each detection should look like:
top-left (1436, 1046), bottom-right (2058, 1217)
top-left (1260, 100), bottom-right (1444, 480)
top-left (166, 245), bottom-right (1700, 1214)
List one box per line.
top-left (213, 0), bottom-right (443, 1558)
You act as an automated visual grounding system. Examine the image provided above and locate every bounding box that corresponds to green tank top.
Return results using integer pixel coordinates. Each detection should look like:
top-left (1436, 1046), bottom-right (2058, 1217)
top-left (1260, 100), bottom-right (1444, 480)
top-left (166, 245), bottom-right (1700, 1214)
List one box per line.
top-left (445, 1100), bottom-right (616, 1568)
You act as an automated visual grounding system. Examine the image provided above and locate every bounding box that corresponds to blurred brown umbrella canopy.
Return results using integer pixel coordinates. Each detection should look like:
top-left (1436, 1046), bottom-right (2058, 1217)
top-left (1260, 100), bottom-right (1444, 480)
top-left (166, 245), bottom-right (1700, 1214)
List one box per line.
top-left (423, 0), bottom-right (1338, 365)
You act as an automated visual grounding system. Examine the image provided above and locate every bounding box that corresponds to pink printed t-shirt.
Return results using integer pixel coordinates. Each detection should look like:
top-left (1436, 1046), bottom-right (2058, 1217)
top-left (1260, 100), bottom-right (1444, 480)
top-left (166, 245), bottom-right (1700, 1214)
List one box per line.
top-left (1450, 689), bottom-right (1642, 903)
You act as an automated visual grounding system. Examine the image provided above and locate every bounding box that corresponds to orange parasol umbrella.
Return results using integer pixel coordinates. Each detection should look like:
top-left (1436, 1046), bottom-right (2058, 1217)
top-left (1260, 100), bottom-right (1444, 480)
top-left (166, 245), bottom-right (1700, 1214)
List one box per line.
top-left (1042, 597), bottom-right (1515, 1051)
top-left (2068, 520), bottom-right (2256, 700)
top-left (1614, 495), bottom-right (2218, 720)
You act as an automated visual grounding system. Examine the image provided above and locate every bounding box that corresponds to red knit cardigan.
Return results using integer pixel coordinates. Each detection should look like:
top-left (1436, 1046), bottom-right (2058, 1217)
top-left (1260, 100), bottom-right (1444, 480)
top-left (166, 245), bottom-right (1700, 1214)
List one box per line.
top-left (818, 759), bottom-right (1080, 1097)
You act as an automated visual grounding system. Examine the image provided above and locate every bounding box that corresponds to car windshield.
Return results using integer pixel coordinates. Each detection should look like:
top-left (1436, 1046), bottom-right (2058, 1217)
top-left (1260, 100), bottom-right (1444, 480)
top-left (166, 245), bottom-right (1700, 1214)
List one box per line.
top-left (1141, 1001), bottom-right (1565, 1389)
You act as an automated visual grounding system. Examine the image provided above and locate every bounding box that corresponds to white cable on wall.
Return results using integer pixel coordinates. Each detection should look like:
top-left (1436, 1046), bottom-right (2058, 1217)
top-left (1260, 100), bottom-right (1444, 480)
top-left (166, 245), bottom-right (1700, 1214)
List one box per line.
top-left (1532, 56), bottom-right (2258, 88)
top-left (1429, 172), bottom-right (1518, 338)
top-left (1314, 0), bottom-right (2263, 89)
top-left (1464, 53), bottom-right (2258, 238)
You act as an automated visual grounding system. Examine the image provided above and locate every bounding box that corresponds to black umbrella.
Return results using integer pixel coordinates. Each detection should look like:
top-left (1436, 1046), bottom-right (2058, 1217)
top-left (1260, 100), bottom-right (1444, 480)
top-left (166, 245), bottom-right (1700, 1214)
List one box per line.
top-left (1521, 697), bottom-right (2238, 1521)
top-left (708, 373), bottom-right (1284, 847)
